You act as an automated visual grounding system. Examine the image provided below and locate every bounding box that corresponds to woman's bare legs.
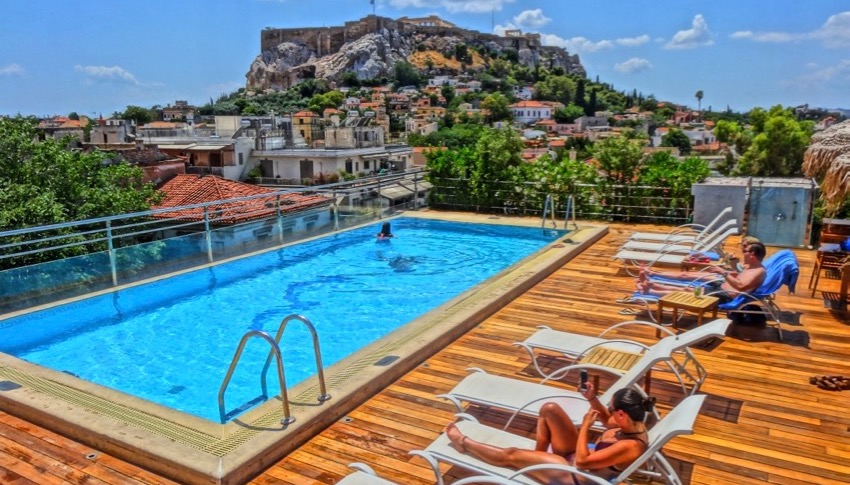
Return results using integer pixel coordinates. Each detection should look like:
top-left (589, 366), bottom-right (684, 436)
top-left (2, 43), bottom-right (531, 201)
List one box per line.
top-left (445, 422), bottom-right (574, 485)
top-left (535, 402), bottom-right (580, 455)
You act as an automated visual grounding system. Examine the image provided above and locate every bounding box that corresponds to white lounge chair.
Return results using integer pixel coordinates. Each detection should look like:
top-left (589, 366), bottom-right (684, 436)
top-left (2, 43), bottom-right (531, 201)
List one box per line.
top-left (514, 318), bottom-right (731, 395)
top-left (628, 207), bottom-right (732, 243)
top-left (411, 394), bottom-right (707, 485)
top-left (613, 225), bottom-right (739, 275)
top-left (438, 339), bottom-right (677, 428)
top-left (620, 219), bottom-right (738, 256)
top-left (337, 463), bottom-right (399, 485)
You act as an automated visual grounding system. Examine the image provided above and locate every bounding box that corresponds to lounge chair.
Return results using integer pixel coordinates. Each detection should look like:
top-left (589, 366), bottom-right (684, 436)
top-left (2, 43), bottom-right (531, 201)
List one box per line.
top-left (614, 225), bottom-right (739, 274)
top-left (411, 394), bottom-right (707, 485)
top-left (628, 207), bottom-right (732, 243)
top-left (515, 318), bottom-right (731, 395)
top-left (624, 250), bottom-right (798, 341)
top-left (337, 463), bottom-right (399, 485)
top-left (438, 339), bottom-right (677, 428)
top-left (715, 249), bottom-right (799, 341)
top-left (620, 219), bottom-right (739, 257)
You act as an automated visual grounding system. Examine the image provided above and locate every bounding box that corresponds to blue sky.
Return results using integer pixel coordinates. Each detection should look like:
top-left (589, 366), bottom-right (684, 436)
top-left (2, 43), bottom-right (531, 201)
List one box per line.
top-left (2, 0), bottom-right (849, 117)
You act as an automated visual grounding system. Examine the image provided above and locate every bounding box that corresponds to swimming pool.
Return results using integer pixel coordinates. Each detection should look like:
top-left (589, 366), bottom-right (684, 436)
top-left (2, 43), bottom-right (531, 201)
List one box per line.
top-left (0, 217), bottom-right (563, 422)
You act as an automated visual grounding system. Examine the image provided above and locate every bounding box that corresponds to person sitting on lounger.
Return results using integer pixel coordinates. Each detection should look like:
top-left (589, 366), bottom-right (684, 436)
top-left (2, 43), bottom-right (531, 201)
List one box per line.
top-left (637, 242), bottom-right (767, 303)
top-left (637, 236), bottom-right (761, 284)
top-left (445, 386), bottom-right (655, 485)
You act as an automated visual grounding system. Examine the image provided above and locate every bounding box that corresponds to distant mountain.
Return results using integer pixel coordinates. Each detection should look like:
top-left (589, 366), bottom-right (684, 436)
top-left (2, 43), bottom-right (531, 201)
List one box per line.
top-left (246, 15), bottom-right (585, 91)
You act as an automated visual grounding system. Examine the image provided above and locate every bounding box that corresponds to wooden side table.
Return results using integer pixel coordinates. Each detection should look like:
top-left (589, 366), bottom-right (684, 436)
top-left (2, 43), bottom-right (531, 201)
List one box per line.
top-left (657, 291), bottom-right (719, 333)
top-left (580, 346), bottom-right (651, 394)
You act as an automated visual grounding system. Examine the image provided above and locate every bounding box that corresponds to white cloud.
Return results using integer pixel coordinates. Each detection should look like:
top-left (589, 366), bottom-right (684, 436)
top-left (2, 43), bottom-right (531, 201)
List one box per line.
top-left (541, 33), bottom-right (614, 53)
top-left (614, 57), bottom-right (652, 73)
top-left (732, 11), bottom-right (850, 48)
top-left (0, 63), bottom-right (25, 76)
top-left (616, 34), bottom-right (650, 47)
top-left (388, 0), bottom-right (514, 14)
top-left (811, 11), bottom-right (850, 48)
top-left (730, 30), bottom-right (797, 43)
top-left (665, 14), bottom-right (713, 49)
top-left (493, 22), bottom-right (516, 36)
top-left (788, 59), bottom-right (850, 86)
top-left (74, 65), bottom-right (140, 85)
top-left (513, 9), bottom-right (550, 29)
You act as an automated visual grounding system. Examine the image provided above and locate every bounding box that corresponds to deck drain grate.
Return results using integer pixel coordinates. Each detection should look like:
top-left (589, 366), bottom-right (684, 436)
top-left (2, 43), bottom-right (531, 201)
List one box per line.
top-left (374, 355), bottom-right (399, 366)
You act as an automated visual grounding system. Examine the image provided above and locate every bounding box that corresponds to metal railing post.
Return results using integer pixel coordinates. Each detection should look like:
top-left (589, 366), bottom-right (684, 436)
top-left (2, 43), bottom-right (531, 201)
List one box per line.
top-left (413, 176), bottom-right (419, 210)
top-left (276, 194), bottom-right (284, 243)
top-left (106, 221), bottom-right (118, 286)
top-left (332, 190), bottom-right (339, 230)
top-left (203, 206), bottom-right (214, 263)
top-left (377, 177), bottom-right (383, 218)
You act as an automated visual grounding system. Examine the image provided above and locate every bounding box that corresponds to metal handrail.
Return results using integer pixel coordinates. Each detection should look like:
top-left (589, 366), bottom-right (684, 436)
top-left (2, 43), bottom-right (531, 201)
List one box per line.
top-left (565, 194), bottom-right (578, 230)
top-left (218, 330), bottom-right (292, 424)
top-left (261, 314), bottom-right (331, 404)
top-left (541, 194), bottom-right (557, 231)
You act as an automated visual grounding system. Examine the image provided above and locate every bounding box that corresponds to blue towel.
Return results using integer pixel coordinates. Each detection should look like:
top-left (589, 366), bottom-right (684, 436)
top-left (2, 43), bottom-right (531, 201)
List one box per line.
top-left (630, 249), bottom-right (800, 310)
top-left (719, 249), bottom-right (799, 311)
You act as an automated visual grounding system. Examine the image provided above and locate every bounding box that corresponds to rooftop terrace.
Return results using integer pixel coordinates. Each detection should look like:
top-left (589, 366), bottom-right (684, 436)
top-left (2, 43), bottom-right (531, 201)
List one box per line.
top-left (1, 217), bottom-right (848, 484)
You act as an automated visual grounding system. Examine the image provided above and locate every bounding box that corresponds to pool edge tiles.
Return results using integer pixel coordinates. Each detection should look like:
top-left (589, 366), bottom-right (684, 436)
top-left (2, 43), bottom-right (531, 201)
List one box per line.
top-left (0, 216), bottom-right (608, 485)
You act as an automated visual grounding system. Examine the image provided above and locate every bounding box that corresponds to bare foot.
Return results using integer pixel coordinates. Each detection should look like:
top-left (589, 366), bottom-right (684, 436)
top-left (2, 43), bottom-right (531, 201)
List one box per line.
top-left (445, 423), bottom-right (467, 453)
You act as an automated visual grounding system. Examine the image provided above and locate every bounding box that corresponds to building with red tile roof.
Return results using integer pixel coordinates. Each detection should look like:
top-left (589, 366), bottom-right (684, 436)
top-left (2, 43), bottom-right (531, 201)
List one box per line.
top-left (152, 174), bottom-right (332, 225)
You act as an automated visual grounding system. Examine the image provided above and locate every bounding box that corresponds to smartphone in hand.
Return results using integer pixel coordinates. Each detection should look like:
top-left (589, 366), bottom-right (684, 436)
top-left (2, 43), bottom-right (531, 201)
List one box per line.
top-left (579, 369), bottom-right (588, 392)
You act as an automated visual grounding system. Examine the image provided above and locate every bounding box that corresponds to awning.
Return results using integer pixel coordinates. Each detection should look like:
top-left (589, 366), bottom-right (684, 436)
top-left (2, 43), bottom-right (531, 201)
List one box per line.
top-left (156, 143), bottom-right (196, 150)
top-left (378, 185), bottom-right (415, 200)
top-left (362, 153), bottom-right (389, 161)
top-left (188, 144), bottom-right (230, 151)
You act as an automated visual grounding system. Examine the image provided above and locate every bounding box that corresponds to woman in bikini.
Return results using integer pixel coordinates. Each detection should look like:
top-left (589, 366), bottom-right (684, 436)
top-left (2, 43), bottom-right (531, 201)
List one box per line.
top-left (445, 386), bottom-right (655, 485)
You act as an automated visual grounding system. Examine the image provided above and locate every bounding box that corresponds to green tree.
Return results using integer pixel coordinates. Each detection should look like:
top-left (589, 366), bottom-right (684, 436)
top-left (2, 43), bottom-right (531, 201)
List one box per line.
top-left (392, 61), bottom-right (421, 88)
top-left (695, 90), bottom-right (704, 112)
top-left (534, 75), bottom-right (575, 105)
top-left (639, 152), bottom-right (710, 200)
top-left (0, 117), bottom-right (162, 267)
top-left (121, 105), bottom-right (154, 125)
top-left (553, 104), bottom-right (585, 123)
top-left (586, 88), bottom-right (598, 116)
top-left (308, 91), bottom-right (344, 114)
top-left (340, 71), bottom-right (360, 87)
top-left (735, 105), bottom-right (814, 176)
top-left (470, 129), bottom-right (525, 207)
top-left (713, 120), bottom-right (741, 144)
top-left (592, 136), bottom-right (645, 185)
top-left (661, 128), bottom-right (692, 155)
top-left (441, 85), bottom-right (456, 106)
top-left (481, 92), bottom-right (512, 123)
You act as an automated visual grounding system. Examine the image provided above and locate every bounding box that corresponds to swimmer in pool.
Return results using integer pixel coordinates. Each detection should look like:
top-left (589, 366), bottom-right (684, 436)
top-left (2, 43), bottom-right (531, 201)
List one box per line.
top-left (377, 222), bottom-right (394, 239)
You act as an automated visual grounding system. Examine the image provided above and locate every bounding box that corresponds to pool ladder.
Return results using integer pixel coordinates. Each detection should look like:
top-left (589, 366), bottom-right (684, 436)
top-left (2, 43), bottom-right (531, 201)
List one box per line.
top-left (542, 194), bottom-right (578, 233)
top-left (217, 314), bottom-right (331, 424)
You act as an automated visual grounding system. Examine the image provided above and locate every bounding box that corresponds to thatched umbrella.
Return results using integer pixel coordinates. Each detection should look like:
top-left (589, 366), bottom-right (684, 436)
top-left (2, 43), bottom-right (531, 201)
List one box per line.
top-left (803, 119), bottom-right (850, 215)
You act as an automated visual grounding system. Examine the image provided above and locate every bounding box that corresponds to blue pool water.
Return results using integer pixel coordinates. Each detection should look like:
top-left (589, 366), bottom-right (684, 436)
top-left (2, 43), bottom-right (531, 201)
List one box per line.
top-left (0, 218), bottom-right (562, 422)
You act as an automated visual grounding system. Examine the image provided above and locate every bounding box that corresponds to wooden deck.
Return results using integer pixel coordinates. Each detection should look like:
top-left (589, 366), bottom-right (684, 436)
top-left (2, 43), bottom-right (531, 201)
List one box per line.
top-left (3, 223), bottom-right (850, 485)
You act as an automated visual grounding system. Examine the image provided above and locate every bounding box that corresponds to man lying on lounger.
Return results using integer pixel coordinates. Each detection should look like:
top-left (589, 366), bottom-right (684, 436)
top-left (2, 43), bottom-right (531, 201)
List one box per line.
top-left (637, 242), bottom-right (767, 303)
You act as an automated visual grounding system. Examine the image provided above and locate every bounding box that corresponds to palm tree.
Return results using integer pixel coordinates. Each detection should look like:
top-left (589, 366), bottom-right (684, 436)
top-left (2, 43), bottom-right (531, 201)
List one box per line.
top-left (695, 90), bottom-right (704, 115)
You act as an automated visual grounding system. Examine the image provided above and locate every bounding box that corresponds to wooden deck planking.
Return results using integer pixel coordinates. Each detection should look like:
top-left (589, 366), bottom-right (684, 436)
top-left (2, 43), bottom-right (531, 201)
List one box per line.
top-left (1, 221), bottom-right (849, 484)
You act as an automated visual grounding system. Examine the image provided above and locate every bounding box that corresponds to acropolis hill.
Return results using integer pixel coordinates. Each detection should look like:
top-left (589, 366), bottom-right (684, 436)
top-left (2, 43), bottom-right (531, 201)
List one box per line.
top-left (246, 15), bottom-right (585, 91)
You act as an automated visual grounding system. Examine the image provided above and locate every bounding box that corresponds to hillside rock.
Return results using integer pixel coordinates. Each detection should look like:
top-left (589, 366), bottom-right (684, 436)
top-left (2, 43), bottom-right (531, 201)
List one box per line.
top-left (246, 16), bottom-right (586, 91)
